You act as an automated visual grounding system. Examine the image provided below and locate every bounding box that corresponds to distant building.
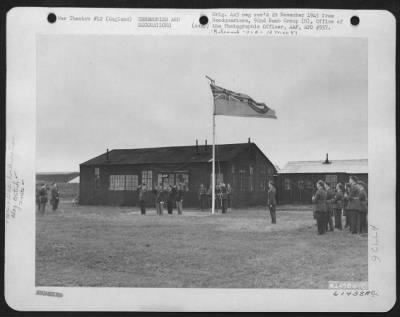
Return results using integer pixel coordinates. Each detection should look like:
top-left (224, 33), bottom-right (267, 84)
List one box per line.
top-left (278, 155), bottom-right (368, 204)
top-left (36, 172), bottom-right (79, 184)
top-left (79, 140), bottom-right (277, 207)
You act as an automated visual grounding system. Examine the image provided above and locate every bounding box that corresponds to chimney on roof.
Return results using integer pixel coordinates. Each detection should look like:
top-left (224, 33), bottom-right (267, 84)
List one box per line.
top-left (106, 149), bottom-right (110, 162)
top-left (195, 139), bottom-right (199, 154)
top-left (248, 137), bottom-right (251, 143)
top-left (323, 153), bottom-right (331, 164)
top-left (204, 140), bottom-right (208, 152)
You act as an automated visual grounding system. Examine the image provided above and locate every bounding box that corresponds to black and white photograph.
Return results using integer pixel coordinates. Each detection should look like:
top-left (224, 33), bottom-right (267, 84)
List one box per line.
top-left (35, 33), bottom-right (369, 288)
top-left (5, 8), bottom-right (396, 311)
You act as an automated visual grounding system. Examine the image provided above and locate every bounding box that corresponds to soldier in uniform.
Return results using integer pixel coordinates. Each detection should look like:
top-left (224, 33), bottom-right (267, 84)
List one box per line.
top-left (198, 184), bottom-right (207, 211)
top-left (153, 184), bottom-right (163, 215)
top-left (347, 176), bottom-right (361, 234)
top-left (167, 185), bottom-right (177, 214)
top-left (38, 184), bottom-right (49, 216)
top-left (267, 181), bottom-right (277, 224)
top-left (215, 184), bottom-right (221, 211)
top-left (358, 181), bottom-right (368, 234)
top-left (138, 184), bottom-right (147, 215)
top-left (220, 183), bottom-right (228, 214)
top-left (324, 182), bottom-right (334, 232)
top-left (312, 180), bottom-right (327, 235)
top-left (333, 183), bottom-right (344, 230)
top-left (206, 186), bottom-right (212, 210)
top-left (176, 184), bottom-right (184, 215)
top-left (343, 183), bottom-right (351, 229)
top-left (50, 182), bottom-right (60, 211)
top-left (226, 183), bottom-right (233, 212)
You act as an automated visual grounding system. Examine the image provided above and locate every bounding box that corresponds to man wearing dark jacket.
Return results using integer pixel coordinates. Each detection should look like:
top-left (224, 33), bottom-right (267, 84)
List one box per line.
top-left (267, 181), bottom-right (277, 224)
top-left (312, 180), bottom-right (327, 235)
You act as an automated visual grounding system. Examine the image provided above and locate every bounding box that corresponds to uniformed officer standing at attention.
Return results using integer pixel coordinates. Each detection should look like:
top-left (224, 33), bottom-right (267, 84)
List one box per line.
top-left (267, 181), bottom-right (277, 224)
top-left (343, 183), bottom-right (351, 229)
top-left (312, 180), bottom-right (327, 235)
top-left (38, 184), bottom-right (49, 216)
top-left (138, 184), bottom-right (147, 215)
top-left (198, 184), bottom-right (207, 211)
top-left (324, 182), bottom-right (334, 232)
top-left (347, 176), bottom-right (361, 234)
top-left (358, 181), bottom-right (368, 234)
top-left (153, 184), bottom-right (163, 215)
top-left (333, 183), bottom-right (344, 230)
top-left (220, 183), bottom-right (228, 214)
top-left (50, 182), bottom-right (60, 212)
top-left (226, 183), bottom-right (233, 212)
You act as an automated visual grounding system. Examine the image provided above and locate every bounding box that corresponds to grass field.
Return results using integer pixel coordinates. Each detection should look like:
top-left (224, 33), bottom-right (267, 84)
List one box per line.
top-left (36, 202), bottom-right (367, 288)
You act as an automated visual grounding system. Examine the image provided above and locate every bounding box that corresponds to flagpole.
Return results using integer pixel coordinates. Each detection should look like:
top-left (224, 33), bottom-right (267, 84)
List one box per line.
top-left (206, 75), bottom-right (216, 215)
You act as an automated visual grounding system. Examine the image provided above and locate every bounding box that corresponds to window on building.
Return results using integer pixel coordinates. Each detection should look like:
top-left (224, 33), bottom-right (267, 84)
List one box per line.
top-left (283, 178), bottom-right (291, 190)
top-left (141, 170), bottom-right (153, 190)
top-left (239, 170), bottom-right (247, 192)
top-left (259, 166), bottom-right (266, 191)
top-left (297, 180), bottom-right (304, 190)
top-left (168, 174), bottom-right (175, 186)
top-left (94, 167), bottom-right (100, 190)
top-left (109, 175), bottom-right (125, 191)
top-left (176, 173), bottom-right (189, 191)
top-left (305, 180), bottom-right (314, 190)
top-left (126, 175), bottom-right (139, 191)
top-left (325, 174), bottom-right (338, 190)
top-left (249, 165), bottom-right (254, 192)
top-left (157, 172), bottom-right (189, 191)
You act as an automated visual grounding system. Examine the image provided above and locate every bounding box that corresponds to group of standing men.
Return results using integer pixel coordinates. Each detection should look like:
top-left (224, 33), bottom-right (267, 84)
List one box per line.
top-left (198, 183), bottom-right (233, 214)
top-left (138, 183), bottom-right (185, 215)
top-left (312, 175), bottom-right (368, 235)
top-left (36, 183), bottom-right (60, 215)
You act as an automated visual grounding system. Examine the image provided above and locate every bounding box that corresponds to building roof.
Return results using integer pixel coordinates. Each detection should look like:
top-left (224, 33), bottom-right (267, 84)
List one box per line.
top-left (279, 159), bottom-right (368, 174)
top-left (81, 143), bottom-right (276, 170)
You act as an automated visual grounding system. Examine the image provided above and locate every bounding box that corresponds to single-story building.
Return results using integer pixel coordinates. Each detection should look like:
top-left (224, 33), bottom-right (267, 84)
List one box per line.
top-left (79, 140), bottom-right (277, 207)
top-left (277, 155), bottom-right (368, 204)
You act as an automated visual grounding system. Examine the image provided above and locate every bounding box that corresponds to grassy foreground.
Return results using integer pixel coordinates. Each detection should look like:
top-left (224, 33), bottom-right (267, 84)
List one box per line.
top-left (36, 203), bottom-right (367, 288)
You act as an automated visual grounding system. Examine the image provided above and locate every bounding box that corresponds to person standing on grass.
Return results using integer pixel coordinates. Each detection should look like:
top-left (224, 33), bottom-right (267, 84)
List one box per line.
top-left (38, 184), bottom-right (49, 216)
top-left (226, 183), bottom-right (233, 212)
top-left (358, 181), bottom-right (368, 234)
top-left (312, 180), bottom-right (327, 235)
top-left (176, 184), bottom-right (184, 215)
top-left (347, 176), bottom-right (361, 234)
top-left (138, 184), bottom-right (147, 215)
top-left (333, 183), bottom-right (344, 230)
top-left (50, 182), bottom-right (60, 212)
top-left (324, 182), bottom-right (334, 232)
top-left (153, 184), bottom-right (163, 215)
top-left (167, 185), bottom-right (176, 214)
top-left (343, 183), bottom-right (351, 229)
top-left (198, 184), bottom-right (207, 211)
top-left (220, 183), bottom-right (228, 214)
top-left (206, 186), bottom-right (212, 210)
top-left (267, 181), bottom-right (277, 224)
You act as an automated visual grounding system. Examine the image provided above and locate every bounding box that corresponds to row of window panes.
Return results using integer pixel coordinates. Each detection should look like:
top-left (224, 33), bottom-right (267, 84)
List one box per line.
top-left (283, 175), bottom-right (338, 191)
top-left (108, 172), bottom-right (189, 191)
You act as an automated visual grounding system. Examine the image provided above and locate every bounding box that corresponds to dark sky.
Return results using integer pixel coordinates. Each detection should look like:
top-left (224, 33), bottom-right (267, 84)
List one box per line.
top-left (36, 35), bottom-right (367, 172)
